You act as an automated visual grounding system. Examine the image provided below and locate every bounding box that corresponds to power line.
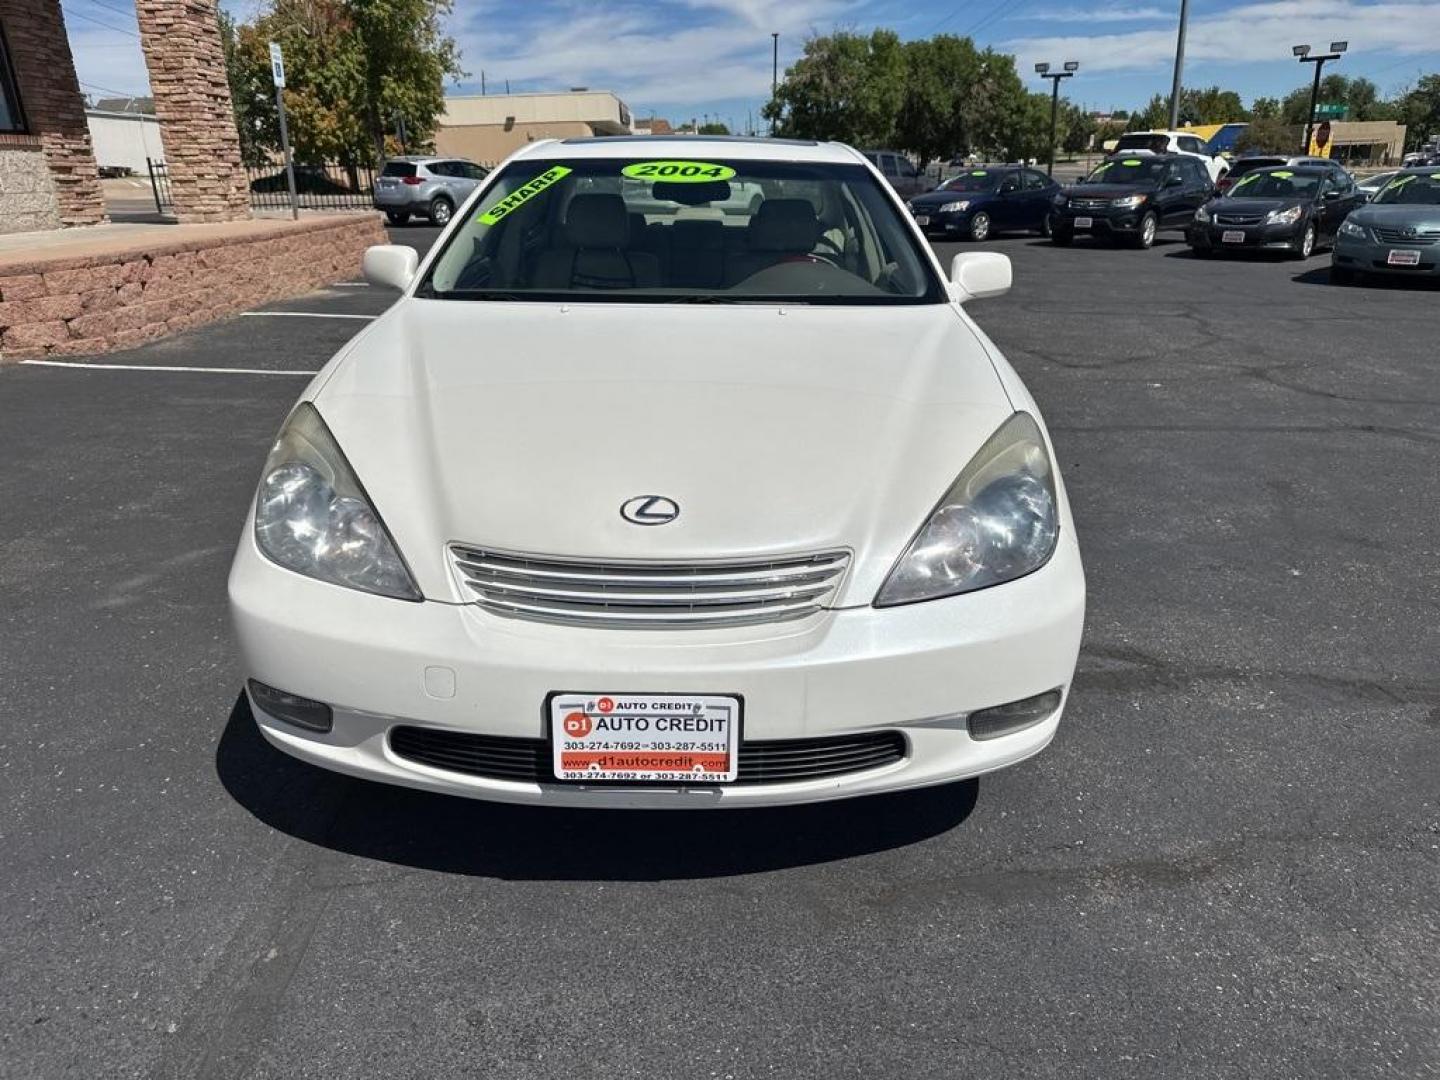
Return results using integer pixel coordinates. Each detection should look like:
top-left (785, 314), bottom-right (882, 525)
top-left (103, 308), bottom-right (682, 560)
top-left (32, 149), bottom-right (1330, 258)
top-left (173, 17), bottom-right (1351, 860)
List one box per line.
top-left (61, 4), bottom-right (141, 38)
top-left (81, 0), bottom-right (142, 20)
top-left (79, 79), bottom-right (149, 100)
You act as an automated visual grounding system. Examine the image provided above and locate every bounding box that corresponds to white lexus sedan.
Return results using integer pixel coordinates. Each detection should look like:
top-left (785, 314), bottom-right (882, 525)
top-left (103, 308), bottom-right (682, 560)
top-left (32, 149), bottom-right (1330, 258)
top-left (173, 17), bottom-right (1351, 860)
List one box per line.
top-left (228, 136), bottom-right (1085, 808)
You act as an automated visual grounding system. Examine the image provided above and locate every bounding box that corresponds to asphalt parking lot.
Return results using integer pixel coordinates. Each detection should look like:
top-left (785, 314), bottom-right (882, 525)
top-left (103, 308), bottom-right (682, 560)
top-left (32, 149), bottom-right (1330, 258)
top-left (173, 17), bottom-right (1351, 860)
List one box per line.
top-left (2, 221), bottom-right (1437, 1079)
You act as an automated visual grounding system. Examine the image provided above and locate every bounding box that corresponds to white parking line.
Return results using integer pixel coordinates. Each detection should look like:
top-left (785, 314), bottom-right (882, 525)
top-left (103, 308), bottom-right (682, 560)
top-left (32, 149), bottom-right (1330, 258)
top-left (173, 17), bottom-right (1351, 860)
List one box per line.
top-left (241, 311), bottom-right (375, 320)
top-left (21, 359), bottom-right (318, 375)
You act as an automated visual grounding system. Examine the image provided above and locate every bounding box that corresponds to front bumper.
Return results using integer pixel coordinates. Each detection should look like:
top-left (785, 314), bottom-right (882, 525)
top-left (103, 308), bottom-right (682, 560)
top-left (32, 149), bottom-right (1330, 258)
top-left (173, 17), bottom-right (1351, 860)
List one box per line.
top-left (1332, 231), bottom-right (1440, 275)
top-left (1053, 207), bottom-right (1145, 236)
top-left (229, 530), bottom-right (1085, 808)
top-left (1186, 220), bottom-right (1305, 251)
top-left (912, 208), bottom-right (973, 234)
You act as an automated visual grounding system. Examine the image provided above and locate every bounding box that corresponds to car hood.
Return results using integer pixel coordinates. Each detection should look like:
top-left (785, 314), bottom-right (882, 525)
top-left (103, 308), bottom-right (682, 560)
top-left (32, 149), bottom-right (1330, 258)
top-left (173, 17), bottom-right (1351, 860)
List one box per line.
top-left (1208, 197), bottom-right (1307, 215)
top-left (1346, 202), bottom-right (1440, 230)
top-left (311, 299), bottom-right (1016, 605)
top-left (910, 189), bottom-right (993, 209)
top-left (1061, 184), bottom-right (1157, 199)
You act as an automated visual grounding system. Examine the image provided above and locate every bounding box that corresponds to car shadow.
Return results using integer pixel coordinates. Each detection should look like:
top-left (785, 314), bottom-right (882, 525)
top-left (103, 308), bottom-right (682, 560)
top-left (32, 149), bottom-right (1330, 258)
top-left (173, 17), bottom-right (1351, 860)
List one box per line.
top-left (215, 692), bottom-right (979, 881)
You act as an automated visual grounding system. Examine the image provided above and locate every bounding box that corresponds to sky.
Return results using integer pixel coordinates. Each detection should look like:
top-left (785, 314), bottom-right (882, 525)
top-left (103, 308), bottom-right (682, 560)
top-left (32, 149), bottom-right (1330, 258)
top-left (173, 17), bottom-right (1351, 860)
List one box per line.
top-left (64, 0), bottom-right (1440, 131)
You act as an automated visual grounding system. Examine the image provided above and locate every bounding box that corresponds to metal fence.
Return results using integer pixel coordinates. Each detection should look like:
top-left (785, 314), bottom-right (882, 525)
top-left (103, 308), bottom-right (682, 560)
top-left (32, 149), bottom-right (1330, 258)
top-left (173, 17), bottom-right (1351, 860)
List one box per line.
top-left (147, 158), bottom-right (378, 213)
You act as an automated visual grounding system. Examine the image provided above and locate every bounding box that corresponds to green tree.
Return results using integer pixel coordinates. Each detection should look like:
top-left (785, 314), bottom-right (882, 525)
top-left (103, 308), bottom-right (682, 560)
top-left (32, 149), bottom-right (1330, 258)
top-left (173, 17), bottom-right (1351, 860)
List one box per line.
top-left (1061, 102), bottom-right (1097, 154)
top-left (1234, 117), bottom-right (1300, 154)
top-left (766, 30), bottom-right (907, 148)
top-left (1250, 96), bottom-right (1281, 120)
top-left (1181, 86), bottom-right (1247, 123)
top-left (1126, 94), bottom-right (1169, 130)
top-left (698, 122), bottom-right (731, 134)
top-left (1281, 74), bottom-right (1396, 124)
top-left (891, 36), bottom-right (1031, 162)
top-left (1397, 74), bottom-right (1440, 152)
top-left (225, 0), bottom-right (462, 163)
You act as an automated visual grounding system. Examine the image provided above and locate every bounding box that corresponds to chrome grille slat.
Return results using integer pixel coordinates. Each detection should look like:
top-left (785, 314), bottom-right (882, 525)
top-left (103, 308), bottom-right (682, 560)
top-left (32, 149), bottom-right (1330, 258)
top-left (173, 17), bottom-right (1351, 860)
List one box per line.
top-left (1374, 227), bottom-right (1439, 245)
top-left (451, 545), bottom-right (850, 628)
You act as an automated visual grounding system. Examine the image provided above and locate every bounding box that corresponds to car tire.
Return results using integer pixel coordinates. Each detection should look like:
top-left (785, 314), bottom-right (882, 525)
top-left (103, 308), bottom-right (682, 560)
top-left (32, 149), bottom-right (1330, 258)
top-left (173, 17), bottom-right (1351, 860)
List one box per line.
top-left (1293, 223), bottom-right (1316, 259)
top-left (1133, 212), bottom-right (1158, 249)
top-left (1050, 228), bottom-right (1073, 246)
top-left (384, 211), bottom-right (409, 226)
top-left (968, 212), bottom-right (991, 242)
top-left (428, 196), bottom-right (454, 226)
top-left (1039, 213), bottom-right (1054, 238)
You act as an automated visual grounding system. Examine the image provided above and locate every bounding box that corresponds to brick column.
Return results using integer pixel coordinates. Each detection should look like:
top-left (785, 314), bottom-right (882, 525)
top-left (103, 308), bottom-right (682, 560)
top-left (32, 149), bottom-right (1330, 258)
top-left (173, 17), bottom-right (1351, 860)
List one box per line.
top-left (0, 0), bottom-right (107, 227)
top-left (134, 0), bottom-right (250, 223)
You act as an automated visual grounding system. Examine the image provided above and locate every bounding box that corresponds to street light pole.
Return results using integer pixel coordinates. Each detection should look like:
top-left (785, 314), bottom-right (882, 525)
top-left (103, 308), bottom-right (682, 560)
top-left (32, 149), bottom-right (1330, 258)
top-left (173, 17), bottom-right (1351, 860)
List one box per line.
top-left (1167, 0), bottom-right (1189, 129)
top-left (1293, 42), bottom-right (1347, 153)
top-left (771, 32), bottom-right (779, 136)
top-left (1035, 62), bottom-right (1078, 177)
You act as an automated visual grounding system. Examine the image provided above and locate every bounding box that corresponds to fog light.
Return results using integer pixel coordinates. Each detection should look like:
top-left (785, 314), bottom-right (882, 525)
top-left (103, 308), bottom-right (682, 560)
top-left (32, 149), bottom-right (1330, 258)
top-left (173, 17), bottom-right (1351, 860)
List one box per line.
top-left (968, 689), bottom-right (1063, 741)
top-left (247, 679), bottom-right (332, 733)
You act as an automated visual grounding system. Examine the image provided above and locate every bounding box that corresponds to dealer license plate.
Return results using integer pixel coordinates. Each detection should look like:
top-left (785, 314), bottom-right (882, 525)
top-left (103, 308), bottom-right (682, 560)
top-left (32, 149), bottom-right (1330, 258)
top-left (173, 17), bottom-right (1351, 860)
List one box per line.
top-left (1222, 230), bottom-right (1246, 244)
top-left (914, 215), bottom-right (930, 227)
top-left (550, 693), bottom-right (740, 782)
top-left (1073, 216), bottom-right (1093, 229)
top-left (1387, 249), bottom-right (1421, 266)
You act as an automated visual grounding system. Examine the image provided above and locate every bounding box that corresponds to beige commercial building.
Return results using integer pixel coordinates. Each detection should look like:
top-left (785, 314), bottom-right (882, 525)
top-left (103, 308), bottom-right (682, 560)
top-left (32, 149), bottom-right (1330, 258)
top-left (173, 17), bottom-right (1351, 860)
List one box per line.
top-left (1323, 120), bottom-right (1407, 166)
top-left (435, 91), bottom-right (633, 165)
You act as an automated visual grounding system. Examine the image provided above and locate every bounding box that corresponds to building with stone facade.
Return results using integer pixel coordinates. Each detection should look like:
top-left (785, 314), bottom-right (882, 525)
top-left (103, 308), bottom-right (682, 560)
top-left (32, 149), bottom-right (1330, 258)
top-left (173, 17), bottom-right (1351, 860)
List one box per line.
top-left (0, 0), bottom-right (252, 235)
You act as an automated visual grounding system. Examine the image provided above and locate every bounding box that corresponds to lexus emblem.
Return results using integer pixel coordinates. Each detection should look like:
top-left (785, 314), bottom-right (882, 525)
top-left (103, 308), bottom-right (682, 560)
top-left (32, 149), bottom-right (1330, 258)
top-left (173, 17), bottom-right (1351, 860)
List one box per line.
top-left (620, 495), bottom-right (679, 526)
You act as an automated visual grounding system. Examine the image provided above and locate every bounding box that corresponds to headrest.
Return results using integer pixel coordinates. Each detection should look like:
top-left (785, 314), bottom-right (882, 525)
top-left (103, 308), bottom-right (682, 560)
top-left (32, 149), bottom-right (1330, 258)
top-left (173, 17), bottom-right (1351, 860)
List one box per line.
top-left (748, 198), bottom-right (820, 252)
top-left (566, 194), bottom-right (629, 248)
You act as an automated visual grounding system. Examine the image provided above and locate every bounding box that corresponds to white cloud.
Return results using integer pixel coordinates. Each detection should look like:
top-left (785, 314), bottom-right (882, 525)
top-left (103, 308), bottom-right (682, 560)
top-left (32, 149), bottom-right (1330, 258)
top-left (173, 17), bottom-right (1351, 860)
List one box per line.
top-left (1005, 0), bottom-right (1440, 76)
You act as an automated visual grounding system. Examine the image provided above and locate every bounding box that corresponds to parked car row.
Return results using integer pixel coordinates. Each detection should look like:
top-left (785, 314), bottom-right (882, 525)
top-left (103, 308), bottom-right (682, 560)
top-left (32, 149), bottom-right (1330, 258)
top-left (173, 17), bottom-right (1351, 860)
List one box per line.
top-left (906, 152), bottom-right (1439, 286)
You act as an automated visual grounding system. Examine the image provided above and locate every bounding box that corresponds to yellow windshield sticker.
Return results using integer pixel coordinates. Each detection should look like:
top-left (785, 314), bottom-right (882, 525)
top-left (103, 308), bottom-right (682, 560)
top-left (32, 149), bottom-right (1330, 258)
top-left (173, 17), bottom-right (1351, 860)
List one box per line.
top-left (621, 161), bottom-right (737, 182)
top-left (1271, 170), bottom-right (1294, 179)
top-left (1431, 173), bottom-right (1440, 180)
top-left (971, 170), bottom-right (988, 176)
top-left (1233, 174), bottom-right (1260, 190)
top-left (1385, 175), bottom-right (1417, 190)
top-left (1121, 159), bottom-right (1143, 166)
top-left (1093, 162), bottom-right (1114, 173)
top-left (477, 165), bottom-right (572, 225)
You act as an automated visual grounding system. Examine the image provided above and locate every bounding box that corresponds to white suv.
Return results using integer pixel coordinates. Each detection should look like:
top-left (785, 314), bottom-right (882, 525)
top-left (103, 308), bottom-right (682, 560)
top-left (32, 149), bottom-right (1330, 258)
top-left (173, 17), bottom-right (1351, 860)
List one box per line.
top-left (1112, 131), bottom-right (1230, 183)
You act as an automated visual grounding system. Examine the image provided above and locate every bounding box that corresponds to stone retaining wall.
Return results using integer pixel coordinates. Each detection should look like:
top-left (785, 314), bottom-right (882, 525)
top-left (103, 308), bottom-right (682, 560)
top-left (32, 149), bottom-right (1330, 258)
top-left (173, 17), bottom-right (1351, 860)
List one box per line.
top-left (0, 215), bottom-right (386, 360)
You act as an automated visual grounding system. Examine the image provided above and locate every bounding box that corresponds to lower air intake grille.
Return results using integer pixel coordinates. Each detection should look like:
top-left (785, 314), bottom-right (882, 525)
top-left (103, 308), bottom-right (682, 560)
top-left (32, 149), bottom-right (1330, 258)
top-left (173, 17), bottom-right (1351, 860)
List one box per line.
top-left (389, 726), bottom-right (906, 786)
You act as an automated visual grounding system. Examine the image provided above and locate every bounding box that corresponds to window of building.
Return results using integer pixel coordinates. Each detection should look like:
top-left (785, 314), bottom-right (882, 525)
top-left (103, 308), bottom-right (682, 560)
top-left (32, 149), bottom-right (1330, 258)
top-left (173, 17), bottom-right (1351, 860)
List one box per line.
top-left (0, 22), bottom-right (27, 134)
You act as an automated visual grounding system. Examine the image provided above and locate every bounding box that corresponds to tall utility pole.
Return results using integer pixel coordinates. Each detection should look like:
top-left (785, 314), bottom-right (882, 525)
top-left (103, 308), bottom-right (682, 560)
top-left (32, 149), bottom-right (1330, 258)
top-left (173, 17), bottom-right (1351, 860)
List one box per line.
top-left (1293, 41), bottom-right (1347, 153)
top-left (1035, 62), bottom-right (1078, 177)
top-left (1167, 0), bottom-right (1189, 128)
top-left (771, 32), bottom-right (779, 136)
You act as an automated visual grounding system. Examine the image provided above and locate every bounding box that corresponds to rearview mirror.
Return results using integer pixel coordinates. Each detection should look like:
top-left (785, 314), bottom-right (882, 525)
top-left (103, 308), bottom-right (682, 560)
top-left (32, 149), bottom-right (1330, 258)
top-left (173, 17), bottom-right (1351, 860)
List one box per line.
top-left (948, 252), bottom-right (1011, 303)
top-left (1165, 176), bottom-right (1184, 188)
top-left (362, 244), bottom-right (419, 291)
top-left (1323, 190), bottom-right (1341, 201)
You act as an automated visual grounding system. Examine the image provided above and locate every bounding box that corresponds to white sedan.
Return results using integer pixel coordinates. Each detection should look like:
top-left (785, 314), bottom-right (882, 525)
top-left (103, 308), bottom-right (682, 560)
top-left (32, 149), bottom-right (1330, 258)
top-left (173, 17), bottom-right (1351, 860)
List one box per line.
top-left (228, 137), bottom-right (1085, 808)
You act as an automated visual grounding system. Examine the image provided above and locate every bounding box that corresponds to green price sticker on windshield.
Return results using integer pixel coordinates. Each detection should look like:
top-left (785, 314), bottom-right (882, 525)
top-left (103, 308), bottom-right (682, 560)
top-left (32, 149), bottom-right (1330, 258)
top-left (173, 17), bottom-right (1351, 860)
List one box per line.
top-left (1233, 174), bottom-right (1259, 190)
top-left (1431, 173), bottom-right (1440, 180)
top-left (477, 165), bottom-right (572, 225)
top-left (1272, 170), bottom-right (1294, 179)
top-left (1121, 159), bottom-right (1143, 166)
top-left (1386, 175), bottom-right (1417, 190)
top-left (971, 170), bottom-right (988, 176)
top-left (621, 161), bottom-right (736, 183)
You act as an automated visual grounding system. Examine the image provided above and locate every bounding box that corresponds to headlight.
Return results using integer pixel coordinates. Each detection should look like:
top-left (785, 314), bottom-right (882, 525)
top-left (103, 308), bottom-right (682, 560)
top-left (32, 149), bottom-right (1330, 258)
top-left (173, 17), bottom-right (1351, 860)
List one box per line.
top-left (1265, 205), bottom-right (1304, 226)
top-left (1111, 194), bottom-right (1146, 209)
top-left (1338, 218), bottom-right (1367, 238)
top-left (939, 200), bottom-right (970, 213)
top-left (1052, 193), bottom-right (1068, 206)
top-left (253, 403), bottom-right (421, 601)
top-left (875, 413), bottom-right (1059, 607)
top-left (1195, 205), bottom-right (1211, 223)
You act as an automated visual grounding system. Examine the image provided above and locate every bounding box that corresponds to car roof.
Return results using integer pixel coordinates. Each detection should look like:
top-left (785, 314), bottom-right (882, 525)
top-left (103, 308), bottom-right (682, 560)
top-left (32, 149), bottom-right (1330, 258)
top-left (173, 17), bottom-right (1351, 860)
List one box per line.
top-left (515, 135), bottom-right (862, 165)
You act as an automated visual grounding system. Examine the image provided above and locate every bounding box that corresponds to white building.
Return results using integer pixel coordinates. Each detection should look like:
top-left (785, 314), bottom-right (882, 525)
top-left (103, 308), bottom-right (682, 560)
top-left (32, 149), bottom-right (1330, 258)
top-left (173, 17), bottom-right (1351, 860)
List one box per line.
top-left (85, 109), bottom-right (165, 175)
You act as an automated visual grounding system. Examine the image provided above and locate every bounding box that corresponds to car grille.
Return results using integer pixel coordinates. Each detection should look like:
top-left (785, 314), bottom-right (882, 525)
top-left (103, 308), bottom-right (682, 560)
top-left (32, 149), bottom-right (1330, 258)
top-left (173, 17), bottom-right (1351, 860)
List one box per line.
top-left (449, 545), bottom-right (851, 628)
top-left (1374, 227), bottom-right (1440, 245)
top-left (389, 726), bottom-right (907, 786)
top-left (1215, 214), bottom-right (1264, 226)
top-left (1068, 198), bottom-right (1110, 211)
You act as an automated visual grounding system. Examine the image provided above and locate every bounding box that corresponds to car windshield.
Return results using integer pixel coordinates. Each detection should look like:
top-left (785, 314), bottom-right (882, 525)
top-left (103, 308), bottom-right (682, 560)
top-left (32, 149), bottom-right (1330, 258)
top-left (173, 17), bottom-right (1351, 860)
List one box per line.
top-left (1081, 158), bottom-right (1166, 184)
top-left (1226, 170), bottom-right (1322, 198)
top-left (1229, 158), bottom-right (1284, 177)
top-left (1372, 173), bottom-right (1440, 205)
top-left (939, 171), bottom-right (1001, 192)
top-left (420, 155), bottom-right (943, 304)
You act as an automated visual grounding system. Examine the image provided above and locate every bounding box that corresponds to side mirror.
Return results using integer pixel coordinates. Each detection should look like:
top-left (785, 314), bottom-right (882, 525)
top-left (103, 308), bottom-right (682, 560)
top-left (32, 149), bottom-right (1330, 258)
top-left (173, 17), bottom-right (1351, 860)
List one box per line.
top-left (1323, 190), bottom-right (1341, 201)
top-left (362, 244), bottom-right (419, 291)
top-left (948, 252), bottom-right (1011, 303)
top-left (1165, 175), bottom-right (1185, 188)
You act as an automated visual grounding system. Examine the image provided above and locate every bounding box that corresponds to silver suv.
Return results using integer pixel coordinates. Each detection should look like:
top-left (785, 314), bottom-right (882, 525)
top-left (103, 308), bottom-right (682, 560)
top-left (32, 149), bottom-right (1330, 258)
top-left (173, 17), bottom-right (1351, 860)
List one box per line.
top-left (375, 156), bottom-right (490, 226)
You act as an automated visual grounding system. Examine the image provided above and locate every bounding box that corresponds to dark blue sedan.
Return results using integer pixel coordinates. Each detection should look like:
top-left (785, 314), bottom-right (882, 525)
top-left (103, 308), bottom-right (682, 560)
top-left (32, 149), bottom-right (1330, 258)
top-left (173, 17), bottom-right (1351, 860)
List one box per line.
top-left (907, 166), bottom-right (1061, 241)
